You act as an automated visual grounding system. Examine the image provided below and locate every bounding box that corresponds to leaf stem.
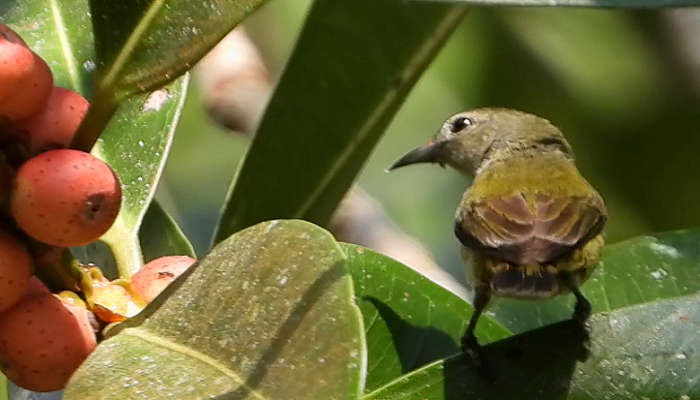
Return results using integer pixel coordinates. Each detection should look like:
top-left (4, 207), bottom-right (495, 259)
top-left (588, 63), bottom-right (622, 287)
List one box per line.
top-left (70, 94), bottom-right (118, 152)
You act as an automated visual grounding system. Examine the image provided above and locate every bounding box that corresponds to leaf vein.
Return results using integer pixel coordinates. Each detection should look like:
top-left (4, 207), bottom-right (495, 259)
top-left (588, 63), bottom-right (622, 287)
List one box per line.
top-left (49, 0), bottom-right (80, 90)
top-left (123, 328), bottom-right (267, 400)
top-left (98, 0), bottom-right (165, 94)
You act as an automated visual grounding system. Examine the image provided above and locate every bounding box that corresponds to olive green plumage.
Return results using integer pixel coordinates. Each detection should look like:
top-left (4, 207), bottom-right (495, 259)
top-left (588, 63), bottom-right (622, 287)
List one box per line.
top-left (389, 108), bottom-right (607, 354)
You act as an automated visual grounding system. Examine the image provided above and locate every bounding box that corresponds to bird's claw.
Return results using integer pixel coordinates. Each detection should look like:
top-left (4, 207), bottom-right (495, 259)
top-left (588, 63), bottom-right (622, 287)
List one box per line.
top-left (461, 333), bottom-right (483, 367)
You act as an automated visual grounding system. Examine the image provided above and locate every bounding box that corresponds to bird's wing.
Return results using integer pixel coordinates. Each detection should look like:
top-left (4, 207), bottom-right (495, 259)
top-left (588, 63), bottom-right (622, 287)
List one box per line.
top-left (455, 187), bottom-right (606, 266)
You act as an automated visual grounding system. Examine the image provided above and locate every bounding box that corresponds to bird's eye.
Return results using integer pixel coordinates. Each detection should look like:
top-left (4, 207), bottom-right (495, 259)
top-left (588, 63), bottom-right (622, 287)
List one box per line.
top-left (450, 116), bottom-right (472, 133)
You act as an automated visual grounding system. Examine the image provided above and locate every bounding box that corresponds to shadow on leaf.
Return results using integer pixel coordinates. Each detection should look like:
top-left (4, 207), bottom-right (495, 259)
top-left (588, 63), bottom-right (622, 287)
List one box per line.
top-left (364, 296), bottom-right (460, 373)
top-left (443, 319), bottom-right (589, 400)
top-left (214, 262), bottom-right (347, 400)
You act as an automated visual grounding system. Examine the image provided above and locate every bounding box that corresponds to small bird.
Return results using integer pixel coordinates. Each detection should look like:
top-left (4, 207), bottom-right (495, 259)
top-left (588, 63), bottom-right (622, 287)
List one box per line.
top-left (389, 108), bottom-right (607, 355)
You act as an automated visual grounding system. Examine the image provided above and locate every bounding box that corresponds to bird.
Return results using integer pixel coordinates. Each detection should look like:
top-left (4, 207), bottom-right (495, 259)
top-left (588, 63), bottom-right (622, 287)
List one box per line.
top-left (388, 108), bottom-right (607, 356)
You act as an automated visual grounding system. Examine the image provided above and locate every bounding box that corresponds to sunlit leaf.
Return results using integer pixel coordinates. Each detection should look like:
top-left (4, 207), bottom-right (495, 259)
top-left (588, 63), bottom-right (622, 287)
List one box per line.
top-left (65, 220), bottom-right (366, 400)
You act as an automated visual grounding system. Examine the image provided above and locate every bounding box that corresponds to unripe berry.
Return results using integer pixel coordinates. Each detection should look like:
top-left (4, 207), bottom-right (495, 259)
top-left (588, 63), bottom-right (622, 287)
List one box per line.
top-left (0, 293), bottom-right (96, 392)
top-left (10, 149), bottom-right (121, 247)
top-left (0, 25), bottom-right (53, 121)
top-left (0, 229), bottom-right (32, 312)
top-left (131, 256), bottom-right (196, 302)
top-left (13, 87), bottom-right (89, 156)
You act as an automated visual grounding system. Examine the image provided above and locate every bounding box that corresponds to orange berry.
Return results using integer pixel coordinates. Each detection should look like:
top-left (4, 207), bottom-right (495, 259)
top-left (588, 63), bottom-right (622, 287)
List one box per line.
top-left (0, 25), bottom-right (52, 121)
top-left (0, 294), bottom-right (96, 392)
top-left (10, 149), bottom-right (121, 247)
top-left (131, 256), bottom-right (195, 302)
top-left (13, 87), bottom-right (89, 156)
top-left (0, 229), bottom-right (31, 312)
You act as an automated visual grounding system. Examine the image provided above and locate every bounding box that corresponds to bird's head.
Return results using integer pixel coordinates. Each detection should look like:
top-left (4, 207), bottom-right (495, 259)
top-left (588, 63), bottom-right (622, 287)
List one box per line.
top-left (388, 108), bottom-right (573, 176)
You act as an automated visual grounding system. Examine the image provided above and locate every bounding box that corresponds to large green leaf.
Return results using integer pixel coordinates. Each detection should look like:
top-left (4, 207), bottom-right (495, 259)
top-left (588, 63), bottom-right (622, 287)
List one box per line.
top-left (416, 0), bottom-right (699, 7)
top-left (213, 0), bottom-right (467, 244)
top-left (362, 294), bottom-right (699, 400)
top-left (342, 244), bottom-right (510, 393)
top-left (65, 220), bottom-right (366, 400)
top-left (91, 75), bottom-right (189, 278)
top-left (1, 0), bottom-right (94, 95)
top-left (486, 230), bottom-right (700, 333)
top-left (73, 0), bottom-right (269, 150)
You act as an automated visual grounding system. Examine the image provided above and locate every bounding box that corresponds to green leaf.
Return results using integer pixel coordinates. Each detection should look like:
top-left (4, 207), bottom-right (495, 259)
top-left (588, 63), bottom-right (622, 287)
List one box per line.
top-left (89, 0), bottom-right (267, 100)
top-left (487, 230), bottom-right (700, 334)
top-left (362, 294), bottom-right (699, 400)
top-left (65, 220), bottom-right (366, 400)
top-left (342, 244), bottom-right (511, 393)
top-left (213, 0), bottom-right (466, 244)
top-left (73, 0), bottom-right (269, 150)
top-left (92, 75), bottom-right (189, 278)
top-left (1, 0), bottom-right (94, 95)
top-left (414, 0), bottom-right (700, 7)
top-left (139, 201), bottom-right (195, 262)
top-left (0, 374), bottom-right (5, 400)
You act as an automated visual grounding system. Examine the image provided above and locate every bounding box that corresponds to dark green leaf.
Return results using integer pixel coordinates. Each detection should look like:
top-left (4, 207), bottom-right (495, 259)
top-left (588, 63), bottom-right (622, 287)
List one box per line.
top-left (362, 294), bottom-right (699, 400)
top-left (89, 0), bottom-right (268, 99)
top-left (415, 0), bottom-right (700, 7)
top-left (139, 201), bottom-right (195, 262)
top-left (213, 0), bottom-right (466, 244)
top-left (72, 0), bottom-right (269, 150)
top-left (487, 230), bottom-right (700, 334)
top-left (1, 0), bottom-right (94, 95)
top-left (342, 244), bottom-right (511, 392)
top-left (65, 220), bottom-right (365, 400)
top-left (93, 75), bottom-right (189, 278)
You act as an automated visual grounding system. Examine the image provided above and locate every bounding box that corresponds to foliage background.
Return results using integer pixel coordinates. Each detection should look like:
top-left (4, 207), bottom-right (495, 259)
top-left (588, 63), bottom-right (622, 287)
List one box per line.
top-left (163, 3), bottom-right (700, 279)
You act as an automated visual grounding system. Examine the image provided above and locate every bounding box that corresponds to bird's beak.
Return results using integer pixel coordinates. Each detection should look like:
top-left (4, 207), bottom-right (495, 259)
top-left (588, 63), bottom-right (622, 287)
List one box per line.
top-left (387, 141), bottom-right (443, 171)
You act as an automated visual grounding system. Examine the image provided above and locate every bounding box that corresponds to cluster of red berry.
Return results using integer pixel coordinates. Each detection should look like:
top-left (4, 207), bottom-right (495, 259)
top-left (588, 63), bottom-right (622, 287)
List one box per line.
top-left (0, 24), bottom-right (195, 392)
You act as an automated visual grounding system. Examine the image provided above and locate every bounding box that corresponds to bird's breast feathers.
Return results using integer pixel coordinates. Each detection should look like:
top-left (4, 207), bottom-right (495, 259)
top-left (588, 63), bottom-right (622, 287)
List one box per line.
top-left (455, 155), bottom-right (606, 265)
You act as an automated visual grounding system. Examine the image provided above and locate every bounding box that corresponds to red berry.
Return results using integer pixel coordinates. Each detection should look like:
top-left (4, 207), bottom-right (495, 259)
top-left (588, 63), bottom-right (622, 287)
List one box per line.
top-left (23, 276), bottom-right (50, 298)
top-left (0, 293), bottom-right (96, 392)
top-left (0, 25), bottom-right (53, 121)
top-left (10, 149), bottom-right (121, 247)
top-left (0, 229), bottom-right (31, 312)
top-left (13, 87), bottom-right (89, 156)
top-left (131, 256), bottom-right (196, 302)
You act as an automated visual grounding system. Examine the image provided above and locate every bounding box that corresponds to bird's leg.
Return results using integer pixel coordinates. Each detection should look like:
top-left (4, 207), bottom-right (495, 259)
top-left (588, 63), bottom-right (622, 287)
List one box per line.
top-left (561, 271), bottom-right (591, 323)
top-left (461, 285), bottom-right (491, 359)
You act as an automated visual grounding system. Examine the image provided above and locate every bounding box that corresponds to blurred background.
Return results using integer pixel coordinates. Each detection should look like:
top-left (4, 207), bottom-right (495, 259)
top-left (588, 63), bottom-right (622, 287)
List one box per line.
top-left (159, 2), bottom-right (700, 280)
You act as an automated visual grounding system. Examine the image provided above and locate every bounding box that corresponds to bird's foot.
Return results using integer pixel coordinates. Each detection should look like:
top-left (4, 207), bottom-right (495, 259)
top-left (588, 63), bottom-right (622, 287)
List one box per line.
top-left (461, 333), bottom-right (483, 367)
top-left (572, 297), bottom-right (591, 325)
